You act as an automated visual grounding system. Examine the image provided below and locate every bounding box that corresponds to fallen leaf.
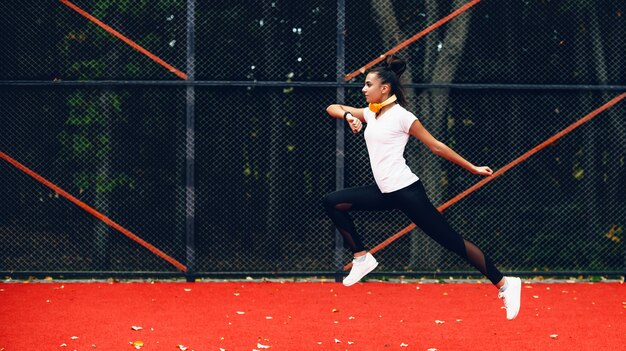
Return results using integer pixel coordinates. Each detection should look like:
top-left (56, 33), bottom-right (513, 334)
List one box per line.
top-left (550, 334), bottom-right (558, 339)
top-left (257, 342), bottom-right (270, 349)
top-left (178, 345), bottom-right (188, 350)
top-left (131, 340), bottom-right (144, 349)
top-left (400, 342), bottom-right (409, 347)
top-left (427, 348), bottom-right (438, 351)
top-left (435, 320), bottom-right (445, 324)
top-left (331, 308), bottom-right (339, 313)
top-left (184, 288), bottom-right (192, 292)
top-left (131, 326), bottom-right (143, 331)
top-left (236, 311), bottom-right (245, 315)
top-left (70, 336), bottom-right (79, 340)
top-left (334, 338), bottom-right (341, 343)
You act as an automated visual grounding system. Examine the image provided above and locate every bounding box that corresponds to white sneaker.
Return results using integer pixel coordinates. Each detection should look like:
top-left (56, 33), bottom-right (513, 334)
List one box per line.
top-left (343, 252), bottom-right (378, 287)
top-left (498, 277), bottom-right (521, 320)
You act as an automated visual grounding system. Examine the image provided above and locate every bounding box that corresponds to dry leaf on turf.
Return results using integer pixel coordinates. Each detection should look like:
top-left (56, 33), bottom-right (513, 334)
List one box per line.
top-left (131, 326), bottom-right (143, 331)
top-left (435, 320), bottom-right (445, 324)
top-left (131, 340), bottom-right (144, 349)
top-left (178, 345), bottom-right (188, 350)
top-left (257, 343), bottom-right (270, 349)
top-left (550, 334), bottom-right (558, 339)
top-left (400, 343), bottom-right (409, 347)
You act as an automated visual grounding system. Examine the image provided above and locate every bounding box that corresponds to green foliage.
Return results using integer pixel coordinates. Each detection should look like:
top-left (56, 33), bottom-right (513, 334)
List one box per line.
top-left (73, 171), bottom-right (135, 193)
top-left (60, 88), bottom-right (131, 194)
top-left (560, 0), bottom-right (595, 13)
top-left (70, 59), bottom-right (106, 80)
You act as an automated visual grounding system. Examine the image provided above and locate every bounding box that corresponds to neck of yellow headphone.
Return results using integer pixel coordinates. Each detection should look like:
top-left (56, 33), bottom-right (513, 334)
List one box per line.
top-left (369, 94), bottom-right (397, 113)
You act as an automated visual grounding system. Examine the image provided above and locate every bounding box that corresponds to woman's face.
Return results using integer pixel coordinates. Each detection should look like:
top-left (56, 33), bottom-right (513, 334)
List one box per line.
top-left (362, 72), bottom-right (389, 104)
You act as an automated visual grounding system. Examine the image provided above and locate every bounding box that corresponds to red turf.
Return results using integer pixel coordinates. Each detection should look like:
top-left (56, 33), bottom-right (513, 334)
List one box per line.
top-left (0, 281), bottom-right (623, 350)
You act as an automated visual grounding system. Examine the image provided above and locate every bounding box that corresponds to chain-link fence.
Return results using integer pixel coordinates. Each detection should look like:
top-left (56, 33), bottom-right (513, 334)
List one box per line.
top-left (1, 0), bottom-right (624, 278)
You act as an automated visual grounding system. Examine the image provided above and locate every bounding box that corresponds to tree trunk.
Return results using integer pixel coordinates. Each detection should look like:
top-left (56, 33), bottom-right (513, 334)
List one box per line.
top-left (419, 0), bottom-right (473, 270)
top-left (590, 5), bottom-right (624, 198)
top-left (371, 0), bottom-right (473, 270)
top-left (574, 7), bottom-right (597, 248)
top-left (93, 10), bottom-right (122, 271)
top-left (259, 0), bottom-right (286, 265)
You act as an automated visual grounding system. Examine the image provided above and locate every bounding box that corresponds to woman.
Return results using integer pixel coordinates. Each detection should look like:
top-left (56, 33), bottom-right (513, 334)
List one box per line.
top-left (323, 56), bottom-right (521, 320)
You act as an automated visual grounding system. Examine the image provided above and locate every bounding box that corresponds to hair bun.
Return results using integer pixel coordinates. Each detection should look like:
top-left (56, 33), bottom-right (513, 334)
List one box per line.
top-left (385, 55), bottom-right (406, 77)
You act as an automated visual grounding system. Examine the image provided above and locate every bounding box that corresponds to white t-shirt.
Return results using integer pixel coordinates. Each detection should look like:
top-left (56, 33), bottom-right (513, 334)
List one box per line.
top-left (363, 104), bottom-right (419, 193)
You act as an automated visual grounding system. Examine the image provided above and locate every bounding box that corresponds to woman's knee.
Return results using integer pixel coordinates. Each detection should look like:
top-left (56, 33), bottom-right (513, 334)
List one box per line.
top-left (322, 192), bottom-right (351, 213)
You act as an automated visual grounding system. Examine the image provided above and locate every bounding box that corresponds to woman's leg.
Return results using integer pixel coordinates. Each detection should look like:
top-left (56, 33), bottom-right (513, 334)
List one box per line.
top-left (322, 185), bottom-right (394, 254)
top-left (388, 181), bottom-right (504, 285)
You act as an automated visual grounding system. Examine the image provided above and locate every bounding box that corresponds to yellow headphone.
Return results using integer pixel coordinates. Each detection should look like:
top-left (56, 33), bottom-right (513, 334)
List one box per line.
top-left (368, 95), bottom-right (397, 113)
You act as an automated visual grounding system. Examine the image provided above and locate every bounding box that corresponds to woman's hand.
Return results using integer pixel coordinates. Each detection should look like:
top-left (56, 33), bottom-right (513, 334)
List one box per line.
top-left (472, 166), bottom-right (493, 176)
top-left (346, 114), bottom-right (363, 134)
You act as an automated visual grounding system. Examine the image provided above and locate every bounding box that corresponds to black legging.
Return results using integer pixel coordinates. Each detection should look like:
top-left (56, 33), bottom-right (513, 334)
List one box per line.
top-left (323, 180), bottom-right (504, 285)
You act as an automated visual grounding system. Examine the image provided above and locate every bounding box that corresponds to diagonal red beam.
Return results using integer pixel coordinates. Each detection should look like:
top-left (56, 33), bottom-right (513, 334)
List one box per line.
top-left (344, 0), bottom-right (482, 81)
top-left (344, 92), bottom-right (626, 270)
top-left (60, 0), bottom-right (188, 80)
top-left (0, 151), bottom-right (187, 272)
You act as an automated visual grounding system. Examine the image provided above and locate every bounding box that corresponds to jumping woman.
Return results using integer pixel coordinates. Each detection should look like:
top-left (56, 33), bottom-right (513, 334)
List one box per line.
top-left (323, 56), bottom-right (521, 320)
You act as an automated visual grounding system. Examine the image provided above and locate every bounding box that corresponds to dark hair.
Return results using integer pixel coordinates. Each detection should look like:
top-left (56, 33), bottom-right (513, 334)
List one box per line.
top-left (369, 55), bottom-right (407, 106)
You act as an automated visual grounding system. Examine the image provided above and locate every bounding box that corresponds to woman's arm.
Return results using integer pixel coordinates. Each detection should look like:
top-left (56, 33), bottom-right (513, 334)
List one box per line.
top-left (409, 119), bottom-right (493, 176)
top-left (326, 104), bottom-right (367, 134)
top-left (326, 104), bottom-right (366, 121)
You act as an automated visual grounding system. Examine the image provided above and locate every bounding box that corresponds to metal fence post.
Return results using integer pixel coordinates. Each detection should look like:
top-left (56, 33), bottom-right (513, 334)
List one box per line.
top-left (185, 0), bottom-right (196, 282)
top-left (334, 0), bottom-right (346, 282)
